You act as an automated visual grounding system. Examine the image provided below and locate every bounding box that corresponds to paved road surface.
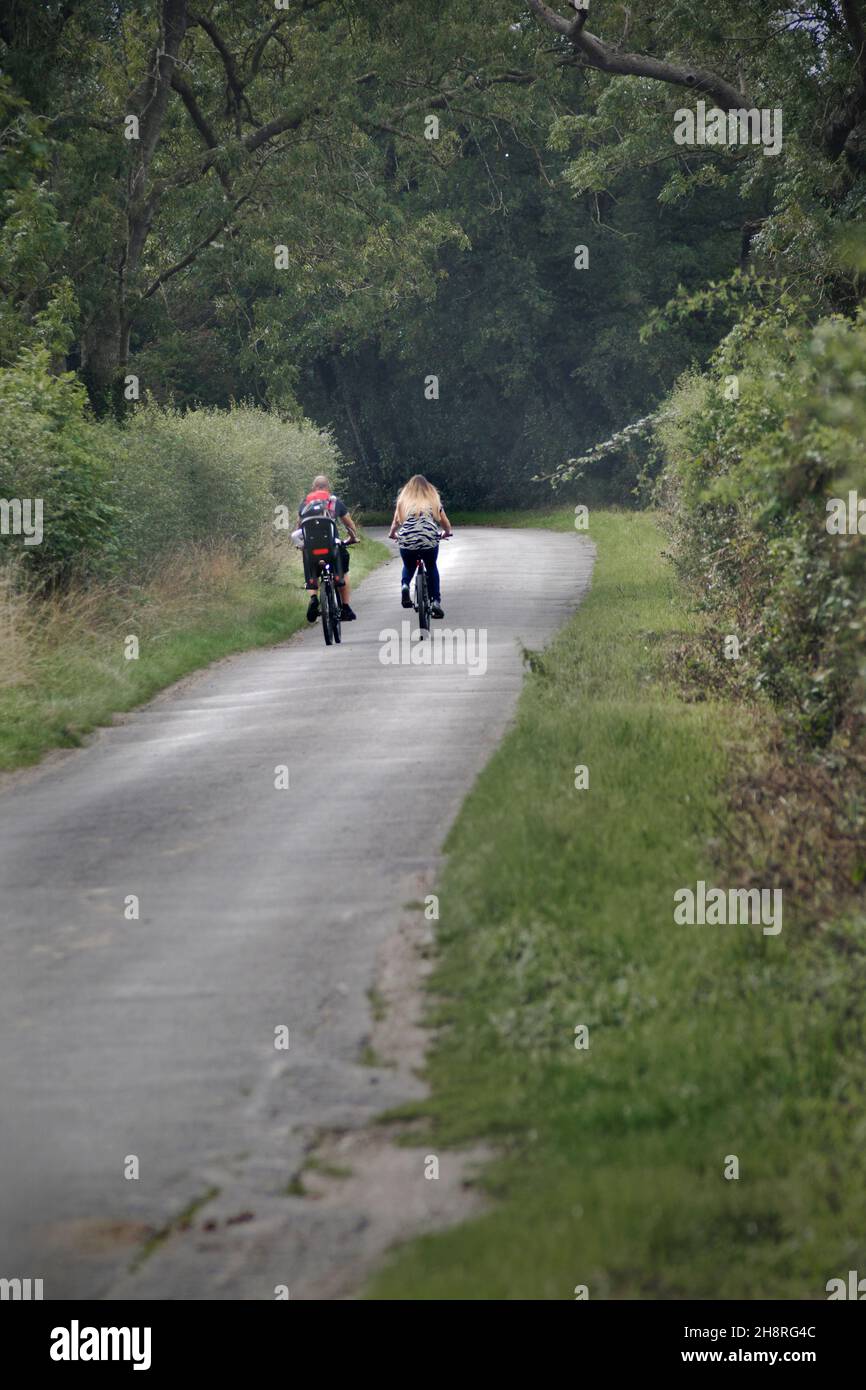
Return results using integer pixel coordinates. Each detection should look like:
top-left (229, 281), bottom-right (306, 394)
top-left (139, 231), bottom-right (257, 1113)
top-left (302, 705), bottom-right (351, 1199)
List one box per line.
top-left (0, 527), bottom-right (594, 1298)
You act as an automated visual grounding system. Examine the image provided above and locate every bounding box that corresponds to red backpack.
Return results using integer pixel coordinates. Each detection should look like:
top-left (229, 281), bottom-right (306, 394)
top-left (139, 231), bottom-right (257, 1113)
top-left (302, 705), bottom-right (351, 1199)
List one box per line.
top-left (300, 489), bottom-right (336, 519)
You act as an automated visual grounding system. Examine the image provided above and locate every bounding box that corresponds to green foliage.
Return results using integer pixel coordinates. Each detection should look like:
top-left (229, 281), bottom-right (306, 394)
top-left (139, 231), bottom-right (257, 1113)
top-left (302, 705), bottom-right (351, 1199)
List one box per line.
top-left (0, 353), bottom-right (342, 583)
top-left (294, 127), bottom-right (739, 507)
top-left (550, 2), bottom-right (865, 307)
top-left (0, 75), bottom-right (51, 190)
top-left (2, 0), bottom-right (749, 503)
top-left (0, 349), bottom-right (118, 581)
top-left (3, 0), bottom-right (866, 514)
top-left (0, 76), bottom-right (77, 365)
top-left (658, 303), bottom-right (866, 743)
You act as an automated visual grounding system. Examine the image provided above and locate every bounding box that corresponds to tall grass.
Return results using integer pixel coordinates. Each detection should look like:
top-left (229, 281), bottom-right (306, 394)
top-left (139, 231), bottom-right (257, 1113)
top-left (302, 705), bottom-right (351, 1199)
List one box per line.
top-left (0, 531), bottom-right (387, 771)
top-left (0, 563), bottom-right (33, 687)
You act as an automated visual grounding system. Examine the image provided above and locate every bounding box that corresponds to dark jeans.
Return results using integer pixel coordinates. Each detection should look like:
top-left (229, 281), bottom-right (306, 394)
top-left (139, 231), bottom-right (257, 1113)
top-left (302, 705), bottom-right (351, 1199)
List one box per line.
top-left (400, 545), bottom-right (440, 601)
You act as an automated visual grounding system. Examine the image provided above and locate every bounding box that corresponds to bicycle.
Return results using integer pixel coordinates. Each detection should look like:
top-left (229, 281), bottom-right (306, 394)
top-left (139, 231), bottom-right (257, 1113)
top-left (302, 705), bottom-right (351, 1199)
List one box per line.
top-left (307, 534), bottom-right (357, 646)
top-left (410, 531), bottom-right (450, 636)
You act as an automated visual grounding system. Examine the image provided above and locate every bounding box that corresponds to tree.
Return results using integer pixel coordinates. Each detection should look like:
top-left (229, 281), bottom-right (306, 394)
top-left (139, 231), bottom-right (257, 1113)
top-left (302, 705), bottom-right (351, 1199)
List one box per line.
top-left (523, 2), bottom-right (866, 308)
top-left (526, 0), bottom-right (866, 162)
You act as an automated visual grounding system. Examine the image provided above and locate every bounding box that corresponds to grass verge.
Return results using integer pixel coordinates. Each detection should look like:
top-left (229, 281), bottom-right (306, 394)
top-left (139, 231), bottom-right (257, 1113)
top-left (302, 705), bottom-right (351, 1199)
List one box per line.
top-left (0, 532), bottom-right (388, 772)
top-left (366, 508), bottom-right (866, 1300)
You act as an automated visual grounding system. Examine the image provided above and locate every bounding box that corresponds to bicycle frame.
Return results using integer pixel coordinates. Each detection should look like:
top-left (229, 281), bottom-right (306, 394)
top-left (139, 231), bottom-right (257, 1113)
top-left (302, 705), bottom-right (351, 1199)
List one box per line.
top-left (404, 531), bottom-right (448, 636)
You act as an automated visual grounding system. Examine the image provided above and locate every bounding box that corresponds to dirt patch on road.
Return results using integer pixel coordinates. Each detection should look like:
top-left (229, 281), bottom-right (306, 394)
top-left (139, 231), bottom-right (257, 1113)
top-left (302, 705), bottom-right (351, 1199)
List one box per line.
top-left (294, 869), bottom-right (491, 1299)
top-left (35, 1218), bottom-right (155, 1257)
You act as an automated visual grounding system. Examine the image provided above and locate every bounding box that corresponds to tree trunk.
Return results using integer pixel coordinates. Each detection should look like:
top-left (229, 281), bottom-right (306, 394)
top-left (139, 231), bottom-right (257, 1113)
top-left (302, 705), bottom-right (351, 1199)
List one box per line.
top-left (330, 356), bottom-right (371, 472)
top-left (79, 1), bottom-right (189, 416)
top-left (80, 298), bottom-right (124, 418)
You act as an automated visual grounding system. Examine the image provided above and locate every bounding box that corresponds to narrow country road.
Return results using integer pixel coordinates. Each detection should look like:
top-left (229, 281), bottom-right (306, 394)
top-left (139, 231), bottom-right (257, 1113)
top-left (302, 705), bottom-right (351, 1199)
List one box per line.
top-left (0, 528), bottom-right (594, 1299)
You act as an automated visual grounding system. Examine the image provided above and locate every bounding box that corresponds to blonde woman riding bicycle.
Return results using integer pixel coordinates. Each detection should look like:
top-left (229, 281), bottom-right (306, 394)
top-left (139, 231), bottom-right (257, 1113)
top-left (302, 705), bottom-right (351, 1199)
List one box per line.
top-left (388, 475), bottom-right (453, 618)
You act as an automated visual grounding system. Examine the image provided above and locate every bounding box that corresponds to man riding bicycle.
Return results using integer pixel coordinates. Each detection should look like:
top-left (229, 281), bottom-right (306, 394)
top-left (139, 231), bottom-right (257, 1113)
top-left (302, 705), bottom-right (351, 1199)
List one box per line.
top-left (297, 475), bottom-right (359, 622)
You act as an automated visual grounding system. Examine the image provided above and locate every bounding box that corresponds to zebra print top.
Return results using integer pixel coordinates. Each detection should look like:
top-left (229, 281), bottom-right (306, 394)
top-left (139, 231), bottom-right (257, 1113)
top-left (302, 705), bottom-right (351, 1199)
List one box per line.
top-left (396, 508), bottom-right (441, 551)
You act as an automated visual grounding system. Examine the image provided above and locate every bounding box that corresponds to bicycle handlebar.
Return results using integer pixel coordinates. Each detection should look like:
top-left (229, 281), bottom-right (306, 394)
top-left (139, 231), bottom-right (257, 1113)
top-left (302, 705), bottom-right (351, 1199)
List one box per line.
top-left (386, 529), bottom-right (453, 541)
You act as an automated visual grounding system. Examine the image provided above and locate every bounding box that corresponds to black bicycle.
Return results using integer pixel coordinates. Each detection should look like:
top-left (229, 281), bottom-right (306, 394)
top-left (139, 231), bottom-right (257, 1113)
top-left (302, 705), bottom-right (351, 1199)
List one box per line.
top-left (411, 531), bottom-right (450, 635)
top-left (310, 536), bottom-right (357, 646)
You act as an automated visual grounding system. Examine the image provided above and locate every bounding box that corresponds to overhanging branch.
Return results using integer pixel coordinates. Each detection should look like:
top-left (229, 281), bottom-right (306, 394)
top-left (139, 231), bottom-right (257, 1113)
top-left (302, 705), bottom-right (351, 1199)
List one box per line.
top-left (526, 0), bottom-right (747, 109)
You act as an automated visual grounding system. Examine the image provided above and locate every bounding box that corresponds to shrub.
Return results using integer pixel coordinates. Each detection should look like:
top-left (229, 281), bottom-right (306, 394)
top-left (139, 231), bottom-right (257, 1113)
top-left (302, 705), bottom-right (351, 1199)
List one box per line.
top-left (0, 352), bottom-right (343, 585)
top-left (658, 304), bottom-right (866, 744)
top-left (0, 349), bottom-right (119, 582)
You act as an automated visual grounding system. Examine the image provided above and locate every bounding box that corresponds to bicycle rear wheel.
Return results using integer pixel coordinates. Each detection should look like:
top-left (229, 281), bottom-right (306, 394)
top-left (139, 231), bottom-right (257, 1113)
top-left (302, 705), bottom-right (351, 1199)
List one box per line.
top-left (415, 567), bottom-right (430, 633)
top-left (321, 579), bottom-right (334, 645)
top-left (330, 580), bottom-right (342, 644)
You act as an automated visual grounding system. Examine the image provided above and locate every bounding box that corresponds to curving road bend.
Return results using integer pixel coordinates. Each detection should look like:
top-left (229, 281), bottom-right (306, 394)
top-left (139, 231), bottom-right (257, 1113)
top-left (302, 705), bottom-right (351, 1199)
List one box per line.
top-left (0, 527), bottom-right (594, 1299)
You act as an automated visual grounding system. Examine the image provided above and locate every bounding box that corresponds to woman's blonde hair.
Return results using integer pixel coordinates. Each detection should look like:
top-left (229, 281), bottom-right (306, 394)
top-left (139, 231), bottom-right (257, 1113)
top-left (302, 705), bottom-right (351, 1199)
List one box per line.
top-left (394, 474), bottom-right (441, 523)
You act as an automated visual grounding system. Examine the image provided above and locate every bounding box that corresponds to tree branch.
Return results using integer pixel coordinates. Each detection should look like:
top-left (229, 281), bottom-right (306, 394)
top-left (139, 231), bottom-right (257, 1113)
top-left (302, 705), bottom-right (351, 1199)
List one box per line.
top-left (242, 106), bottom-right (319, 154)
top-left (139, 194), bottom-right (252, 300)
top-left (526, 0), bottom-right (746, 109)
top-left (189, 9), bottom-right (244, 102)
top-left (394, 70), bottom-right (535, 122)
top-left (248, 13), bottom-right (289, 79)
top-left (842, 0), bottom-right (866, 87)
top-left (188, 8), bottom-right (249, 132)
top-left (129, 0), bottom-right (188, 177)
top-left (125, 0), bottom-right (189, 276)
top-left (139, 127), bottom-right (304, 302)
top-left (824, 0), bottom-right (866, 157)
top-left (171, 71), bottom-right (233, 192)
